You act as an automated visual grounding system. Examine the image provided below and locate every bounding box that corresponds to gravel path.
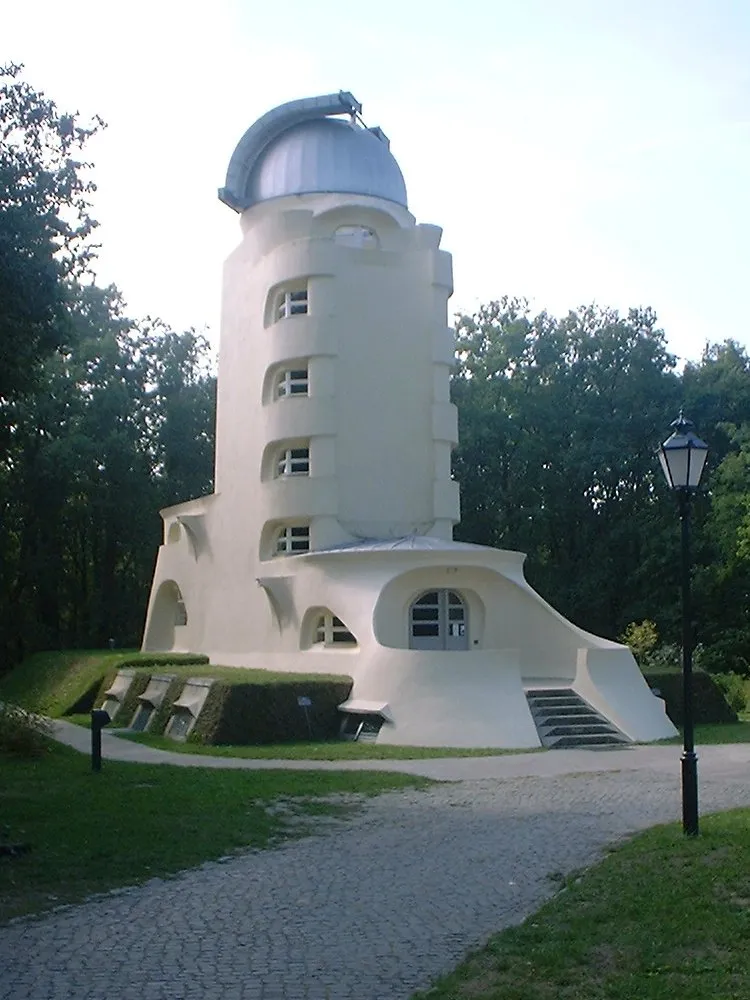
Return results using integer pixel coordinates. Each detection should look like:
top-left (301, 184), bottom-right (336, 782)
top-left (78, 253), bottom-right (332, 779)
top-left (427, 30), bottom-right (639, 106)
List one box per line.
top-left (3, 741), bottom-right (750, 1000)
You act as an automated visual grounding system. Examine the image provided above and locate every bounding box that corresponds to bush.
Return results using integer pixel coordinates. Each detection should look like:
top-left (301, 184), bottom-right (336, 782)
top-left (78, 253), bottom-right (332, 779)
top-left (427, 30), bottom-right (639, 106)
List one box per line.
top-left (620, 620), bottom-right (659, 661)
top-left (0, 704), bottom-right (53, 757)
top-left (712, 672), bottom-right (748, 715)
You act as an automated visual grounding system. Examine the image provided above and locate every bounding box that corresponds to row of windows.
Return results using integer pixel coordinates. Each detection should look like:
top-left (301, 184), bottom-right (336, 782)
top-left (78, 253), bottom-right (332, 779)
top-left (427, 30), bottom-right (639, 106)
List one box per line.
top-left (268, 225), bottom-right (378, 556)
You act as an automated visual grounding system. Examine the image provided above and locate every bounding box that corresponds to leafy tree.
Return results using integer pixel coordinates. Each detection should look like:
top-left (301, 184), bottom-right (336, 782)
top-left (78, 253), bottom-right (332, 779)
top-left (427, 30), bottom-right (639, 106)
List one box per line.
top-left (0, 63), bottom-right (103, 406)
top-left (452, 298), bottom-right (681, 638)
top-left (0, 282), bottom-right (215, 661)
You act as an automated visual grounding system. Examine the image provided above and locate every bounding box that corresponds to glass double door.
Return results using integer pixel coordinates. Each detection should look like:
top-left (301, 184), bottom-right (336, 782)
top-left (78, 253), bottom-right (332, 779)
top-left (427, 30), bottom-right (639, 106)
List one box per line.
top-left (409, 590), bottom-right (468, 651)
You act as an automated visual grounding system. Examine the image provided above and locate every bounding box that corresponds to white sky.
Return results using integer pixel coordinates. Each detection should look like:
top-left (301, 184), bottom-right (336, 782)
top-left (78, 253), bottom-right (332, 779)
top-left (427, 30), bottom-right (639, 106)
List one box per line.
top-left (4, 0), bottom-right (750, 365)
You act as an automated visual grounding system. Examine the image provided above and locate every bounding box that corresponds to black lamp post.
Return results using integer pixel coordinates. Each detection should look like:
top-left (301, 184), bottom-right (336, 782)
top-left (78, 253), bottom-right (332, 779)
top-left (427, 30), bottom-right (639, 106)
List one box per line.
top-left (657, 411), bottom-right (708, 836)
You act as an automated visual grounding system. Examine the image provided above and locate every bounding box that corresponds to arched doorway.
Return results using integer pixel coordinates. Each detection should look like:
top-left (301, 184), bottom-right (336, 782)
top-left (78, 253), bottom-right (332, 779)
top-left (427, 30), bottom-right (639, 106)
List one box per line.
top-left (409, 590), bottom-right (468, 651)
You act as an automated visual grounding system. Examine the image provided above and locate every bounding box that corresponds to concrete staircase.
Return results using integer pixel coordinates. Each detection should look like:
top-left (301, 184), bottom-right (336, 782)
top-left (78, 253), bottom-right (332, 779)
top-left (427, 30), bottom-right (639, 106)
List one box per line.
top-left (525, 688), bottom-right (630, 749)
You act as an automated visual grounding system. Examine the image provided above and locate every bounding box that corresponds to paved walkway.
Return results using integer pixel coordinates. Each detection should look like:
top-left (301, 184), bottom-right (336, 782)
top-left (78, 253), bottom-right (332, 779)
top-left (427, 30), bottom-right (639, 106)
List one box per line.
top-left (2, 728), bottom-right (750, 1000)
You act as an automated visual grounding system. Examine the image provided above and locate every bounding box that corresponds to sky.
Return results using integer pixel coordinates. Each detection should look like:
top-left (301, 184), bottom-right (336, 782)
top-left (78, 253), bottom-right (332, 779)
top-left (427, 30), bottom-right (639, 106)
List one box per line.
top-left (4, 0), bottom-right (750, 365)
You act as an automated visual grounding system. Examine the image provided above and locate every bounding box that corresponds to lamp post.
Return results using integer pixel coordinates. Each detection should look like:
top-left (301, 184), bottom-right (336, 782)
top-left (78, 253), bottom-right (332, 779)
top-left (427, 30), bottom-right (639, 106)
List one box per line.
top-left (657, 411), bottom-right (708, 836)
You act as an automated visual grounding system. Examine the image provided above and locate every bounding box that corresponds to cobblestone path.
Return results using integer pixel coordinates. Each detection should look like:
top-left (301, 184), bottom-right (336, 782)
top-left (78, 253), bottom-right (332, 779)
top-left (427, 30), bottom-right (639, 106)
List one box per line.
top-left (2, 757), bottom-right (749, 1000)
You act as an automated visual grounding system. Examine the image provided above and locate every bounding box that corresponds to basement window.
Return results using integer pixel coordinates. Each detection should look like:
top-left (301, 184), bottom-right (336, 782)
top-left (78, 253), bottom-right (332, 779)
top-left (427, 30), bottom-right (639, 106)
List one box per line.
top-left (167, 709), bottom-right (193, 740)
top-left (275, 524), bottom-right (310, 555)
top-left (130, 703), bottom-right (154, 732)
top-left (340, 713), bottom-right (384, 741)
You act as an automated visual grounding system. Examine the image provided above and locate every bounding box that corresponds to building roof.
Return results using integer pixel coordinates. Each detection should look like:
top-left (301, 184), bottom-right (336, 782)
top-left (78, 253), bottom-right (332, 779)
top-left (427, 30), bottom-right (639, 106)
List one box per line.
top-left (219, 91), bottom-right (408, 212)
top-left (307, 535), bottom-right (494, 555)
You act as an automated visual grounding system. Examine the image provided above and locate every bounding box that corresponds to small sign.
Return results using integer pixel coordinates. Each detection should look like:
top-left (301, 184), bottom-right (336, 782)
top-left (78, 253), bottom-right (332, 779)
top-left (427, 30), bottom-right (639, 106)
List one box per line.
top-left (297, 696), bottom-right (312, 708)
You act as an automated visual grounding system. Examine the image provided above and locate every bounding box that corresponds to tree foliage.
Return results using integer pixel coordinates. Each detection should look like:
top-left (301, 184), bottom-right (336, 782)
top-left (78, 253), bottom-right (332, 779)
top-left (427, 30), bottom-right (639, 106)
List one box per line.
top-left (0, 66), bottom-right (215, 666)
top-left (0, 63), bottom-right (104, 406)
top-left (0, 283), bottom-right (215, 662)
top-left (452, 300), bottom-right (750, 672)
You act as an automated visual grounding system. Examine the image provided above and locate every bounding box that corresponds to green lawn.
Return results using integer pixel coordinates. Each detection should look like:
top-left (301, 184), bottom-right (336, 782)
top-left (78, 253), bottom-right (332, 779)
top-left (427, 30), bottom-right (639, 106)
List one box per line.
top-left (0, 741), bottom-right (428, 924)
top-left (655, 719), bottom-right (750, 746)
top-left (121, 732), bottom-right (544, 759)
top-left (0, 650), bottom-right (206, 717)
top-left (413, 808), bottom-right (750, 1000)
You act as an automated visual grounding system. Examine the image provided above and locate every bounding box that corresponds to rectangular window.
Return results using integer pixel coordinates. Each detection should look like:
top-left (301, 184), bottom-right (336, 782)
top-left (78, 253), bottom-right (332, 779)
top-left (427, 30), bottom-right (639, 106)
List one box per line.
top-left (277, 447), bottom-right (310, 477)
top-left (276, 525), bottom-right (310, 555)
top-left (276, 368), bottom-right (309, 398)
top-left (276, 287), bottom-right (308, 321)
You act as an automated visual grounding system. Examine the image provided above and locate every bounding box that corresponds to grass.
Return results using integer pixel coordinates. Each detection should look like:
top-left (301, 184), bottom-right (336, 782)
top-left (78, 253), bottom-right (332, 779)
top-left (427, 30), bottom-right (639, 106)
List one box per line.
top-left (0, 649), bottom-right (347, 719)
top-left (0, 740), bottom-right (429, 924)
top-left (0, 650), bottom-right (206, 717)
top-left (120, 733), bottom-right (543, 759)
top-left (413, 808), bottom-right (750, 1000)
top-left (125, 664), bottom-right (347, 685)
top-left (654, 718), bottom-right (750, 746)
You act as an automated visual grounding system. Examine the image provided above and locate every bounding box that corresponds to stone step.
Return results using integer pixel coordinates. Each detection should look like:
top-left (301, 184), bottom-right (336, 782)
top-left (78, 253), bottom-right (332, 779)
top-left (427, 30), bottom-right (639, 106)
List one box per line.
top-left (525, 687), bottom-right (630, 749)
top-left (529, 697), bottom-right (582, 709)
top-left (548, 733), bottom-right (628, 749)
top-left (532, 705), bottom-right (593, 717)
top-left (541, 724), bottom-right (617, 738)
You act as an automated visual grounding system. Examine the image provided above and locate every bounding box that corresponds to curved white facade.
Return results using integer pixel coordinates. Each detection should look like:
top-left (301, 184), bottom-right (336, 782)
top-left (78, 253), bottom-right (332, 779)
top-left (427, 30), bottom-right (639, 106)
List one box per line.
top-left (142, 93), bottom-right (676, 748)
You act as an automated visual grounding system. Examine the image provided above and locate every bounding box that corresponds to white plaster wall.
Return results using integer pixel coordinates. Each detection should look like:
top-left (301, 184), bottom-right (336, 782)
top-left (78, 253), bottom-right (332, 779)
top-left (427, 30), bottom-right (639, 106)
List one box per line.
top-left (352, 649), bottom-right (540, 748)
top-left (573, 647), bottom-right (678, 741)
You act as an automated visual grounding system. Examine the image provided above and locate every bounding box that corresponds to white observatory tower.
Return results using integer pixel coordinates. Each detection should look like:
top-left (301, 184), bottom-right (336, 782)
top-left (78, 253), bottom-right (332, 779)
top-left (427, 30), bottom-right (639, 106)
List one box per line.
top-left (141, 92), bottom-right (676, 748)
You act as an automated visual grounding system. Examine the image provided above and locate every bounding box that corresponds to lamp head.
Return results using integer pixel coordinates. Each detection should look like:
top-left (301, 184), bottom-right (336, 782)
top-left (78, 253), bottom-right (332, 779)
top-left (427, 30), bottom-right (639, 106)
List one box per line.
top-left (658, 411), bottom-right (708, 491)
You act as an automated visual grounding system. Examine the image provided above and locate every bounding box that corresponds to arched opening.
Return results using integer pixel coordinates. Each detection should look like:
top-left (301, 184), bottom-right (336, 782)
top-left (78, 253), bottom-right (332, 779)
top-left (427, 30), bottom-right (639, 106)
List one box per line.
top-left (409, 590), bottom-right (468, 651)
top-left (143, 580), bottom-right (187, 651)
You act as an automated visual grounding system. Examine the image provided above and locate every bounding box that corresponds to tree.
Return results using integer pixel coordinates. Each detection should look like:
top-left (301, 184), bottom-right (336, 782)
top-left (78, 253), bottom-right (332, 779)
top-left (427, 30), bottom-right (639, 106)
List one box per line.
top-left (0, 63), bottom-right (103, 406)
top-left (452, 298), bottom-right (680, 638)
top-left (0, 282), bottom-right (216, 662)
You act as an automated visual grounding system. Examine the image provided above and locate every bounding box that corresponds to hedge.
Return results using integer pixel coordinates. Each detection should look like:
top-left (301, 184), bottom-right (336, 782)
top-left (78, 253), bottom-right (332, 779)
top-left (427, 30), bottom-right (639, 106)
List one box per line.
top-left (191, 677), bottom-right (354, 745)
top-left (644, 670), bottom-right (738, 726)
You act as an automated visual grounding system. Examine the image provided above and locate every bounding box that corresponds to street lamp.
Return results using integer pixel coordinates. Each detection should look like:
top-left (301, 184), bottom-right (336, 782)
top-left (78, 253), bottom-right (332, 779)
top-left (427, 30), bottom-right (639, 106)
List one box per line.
top-left (658, 411), bottom-right (709, 836)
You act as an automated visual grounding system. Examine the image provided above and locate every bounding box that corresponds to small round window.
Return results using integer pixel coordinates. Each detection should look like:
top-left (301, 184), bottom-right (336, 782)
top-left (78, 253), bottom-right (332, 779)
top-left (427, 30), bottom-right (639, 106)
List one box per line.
top-left (334, 225), bottom-right (378, 249)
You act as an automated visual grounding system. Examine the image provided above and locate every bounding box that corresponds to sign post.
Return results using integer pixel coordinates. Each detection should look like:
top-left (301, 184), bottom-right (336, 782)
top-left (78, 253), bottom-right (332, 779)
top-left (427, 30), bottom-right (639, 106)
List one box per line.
top-left (297, 695), bottom-right (313, 740)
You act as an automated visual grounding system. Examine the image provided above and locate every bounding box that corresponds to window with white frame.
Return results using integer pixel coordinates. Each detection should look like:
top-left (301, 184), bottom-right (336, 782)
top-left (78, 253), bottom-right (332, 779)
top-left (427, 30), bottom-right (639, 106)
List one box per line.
top-left (275, 286), bottom-right (308, 321)
top-left (275, 524), bottom-right (310, 555)
top-left (275, 367), bottom-right (309, 398)
top-left (276, 445), bottom-right (310, 477)
top-left (314, 612), bottom-right (357, 646)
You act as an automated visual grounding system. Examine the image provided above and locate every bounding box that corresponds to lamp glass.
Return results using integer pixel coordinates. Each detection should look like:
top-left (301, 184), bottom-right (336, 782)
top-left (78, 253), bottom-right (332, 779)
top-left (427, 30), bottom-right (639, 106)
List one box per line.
top-left (659, 421), bottom-right (708, 491)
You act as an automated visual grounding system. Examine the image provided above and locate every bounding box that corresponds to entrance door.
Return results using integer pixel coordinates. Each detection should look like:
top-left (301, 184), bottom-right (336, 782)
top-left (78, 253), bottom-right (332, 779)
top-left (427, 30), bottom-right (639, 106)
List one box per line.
top-left (409, 590), bottom-right (469, 651)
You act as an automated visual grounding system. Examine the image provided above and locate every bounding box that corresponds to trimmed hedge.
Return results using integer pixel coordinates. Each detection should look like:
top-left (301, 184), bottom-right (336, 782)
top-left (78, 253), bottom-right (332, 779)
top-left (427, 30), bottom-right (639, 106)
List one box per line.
top-left (191, 677), bottom-right (354, 745)
top-left (644, 670), bottom-right (738, 726)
